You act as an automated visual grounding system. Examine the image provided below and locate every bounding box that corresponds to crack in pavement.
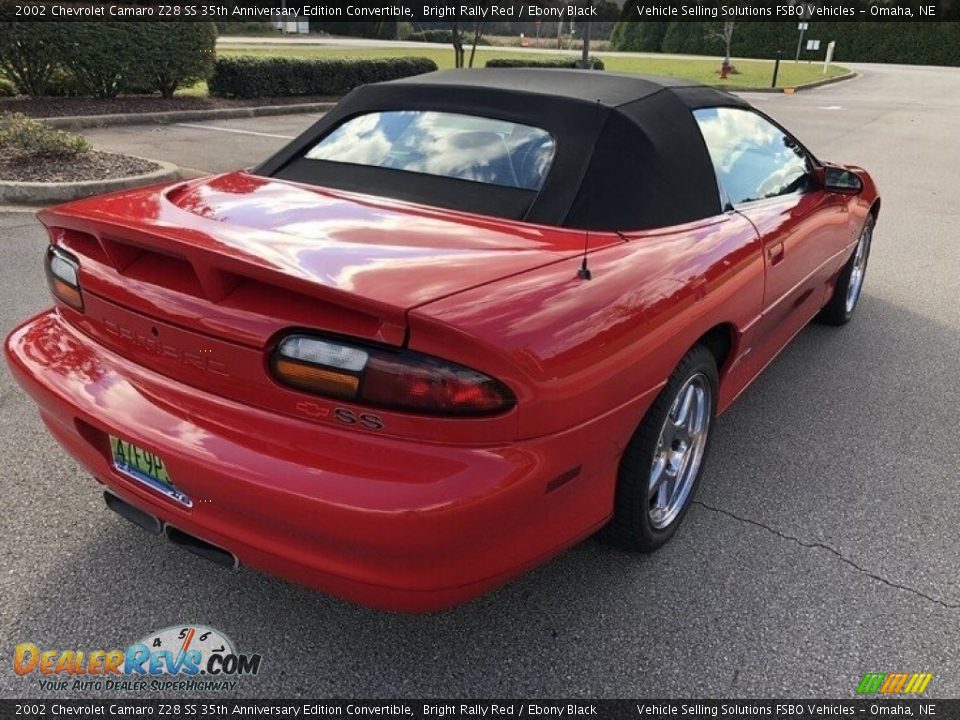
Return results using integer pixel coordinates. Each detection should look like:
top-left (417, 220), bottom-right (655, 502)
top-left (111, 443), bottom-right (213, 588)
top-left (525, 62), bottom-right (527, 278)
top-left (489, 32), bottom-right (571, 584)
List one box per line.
top-left (693, 500), bottom-right (960, 611)
top-left (0, 221), bottom-right (39, 232)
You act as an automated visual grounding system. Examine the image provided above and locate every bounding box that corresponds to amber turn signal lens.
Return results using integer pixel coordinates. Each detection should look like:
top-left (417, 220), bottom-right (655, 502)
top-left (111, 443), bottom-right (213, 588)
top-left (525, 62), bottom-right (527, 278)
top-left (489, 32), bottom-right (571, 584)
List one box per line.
top-left (50, 277), bottom-right (83, 310)
top-left (272, 358), bottom-right (359, 399)
top-left (45, 246), bottom-right (83, 311)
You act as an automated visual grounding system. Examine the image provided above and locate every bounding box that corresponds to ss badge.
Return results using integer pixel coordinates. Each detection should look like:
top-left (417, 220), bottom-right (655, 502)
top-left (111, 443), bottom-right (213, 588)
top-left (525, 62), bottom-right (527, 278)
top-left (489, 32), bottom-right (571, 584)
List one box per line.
top-left (334, 408), bottom-right (384, 431)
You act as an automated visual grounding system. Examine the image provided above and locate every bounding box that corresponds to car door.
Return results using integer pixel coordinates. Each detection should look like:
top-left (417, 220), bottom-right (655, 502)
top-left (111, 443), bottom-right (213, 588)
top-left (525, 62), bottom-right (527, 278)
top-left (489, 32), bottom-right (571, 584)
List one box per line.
top-left (693, 106), bottom-right (850, 359)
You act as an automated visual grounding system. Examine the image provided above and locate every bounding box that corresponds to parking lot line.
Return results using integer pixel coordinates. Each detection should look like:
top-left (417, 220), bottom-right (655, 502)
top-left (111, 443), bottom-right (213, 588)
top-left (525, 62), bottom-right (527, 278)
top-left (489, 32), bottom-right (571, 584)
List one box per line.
top-left (174, 123), bottom-right (296, 140)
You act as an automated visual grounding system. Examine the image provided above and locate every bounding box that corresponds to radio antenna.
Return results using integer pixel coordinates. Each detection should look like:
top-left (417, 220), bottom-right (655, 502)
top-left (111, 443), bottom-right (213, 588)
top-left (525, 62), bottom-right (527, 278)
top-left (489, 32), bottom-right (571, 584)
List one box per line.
top-left (577, 243), bottom-right (592, 280)
top-left (578, 98), bottom-right (602, 281)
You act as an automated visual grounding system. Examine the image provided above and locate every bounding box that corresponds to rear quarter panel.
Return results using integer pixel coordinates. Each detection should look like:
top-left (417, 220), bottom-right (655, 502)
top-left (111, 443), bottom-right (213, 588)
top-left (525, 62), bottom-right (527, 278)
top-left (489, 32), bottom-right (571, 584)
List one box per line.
top-left (411, 212), bottom-right (764, 441)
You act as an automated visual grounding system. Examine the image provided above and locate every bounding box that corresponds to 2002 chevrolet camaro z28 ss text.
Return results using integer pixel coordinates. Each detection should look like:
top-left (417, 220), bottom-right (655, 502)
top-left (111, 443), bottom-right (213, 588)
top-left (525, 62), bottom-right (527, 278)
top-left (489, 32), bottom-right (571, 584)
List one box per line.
top-left (6, 70), bottom-right (879, 611)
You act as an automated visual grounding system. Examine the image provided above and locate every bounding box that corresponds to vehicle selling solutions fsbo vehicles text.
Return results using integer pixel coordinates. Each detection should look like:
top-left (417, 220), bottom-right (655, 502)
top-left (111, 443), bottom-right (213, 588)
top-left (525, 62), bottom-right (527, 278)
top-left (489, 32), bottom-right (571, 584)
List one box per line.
top-left (633, 3), bottom-right (858, 17)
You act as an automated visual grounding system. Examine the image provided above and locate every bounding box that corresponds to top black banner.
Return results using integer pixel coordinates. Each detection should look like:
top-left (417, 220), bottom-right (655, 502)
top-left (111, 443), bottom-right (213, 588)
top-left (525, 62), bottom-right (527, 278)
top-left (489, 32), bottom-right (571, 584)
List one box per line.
top-left (2, 699), bottom-right (960, 719)
top-left (0, 1), bottom-right (956, 23)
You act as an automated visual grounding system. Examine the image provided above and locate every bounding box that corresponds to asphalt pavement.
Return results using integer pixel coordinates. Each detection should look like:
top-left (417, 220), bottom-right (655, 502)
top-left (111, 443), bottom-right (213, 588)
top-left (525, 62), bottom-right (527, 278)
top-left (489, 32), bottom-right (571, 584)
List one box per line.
top-left (2, 62), bottom-right (959, 699)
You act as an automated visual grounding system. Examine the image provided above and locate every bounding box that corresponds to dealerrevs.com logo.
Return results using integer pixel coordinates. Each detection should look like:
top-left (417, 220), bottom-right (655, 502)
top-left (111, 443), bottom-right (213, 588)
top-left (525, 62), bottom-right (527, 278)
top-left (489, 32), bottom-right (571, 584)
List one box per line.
top-left (13, 625), bottom-right (262, 693)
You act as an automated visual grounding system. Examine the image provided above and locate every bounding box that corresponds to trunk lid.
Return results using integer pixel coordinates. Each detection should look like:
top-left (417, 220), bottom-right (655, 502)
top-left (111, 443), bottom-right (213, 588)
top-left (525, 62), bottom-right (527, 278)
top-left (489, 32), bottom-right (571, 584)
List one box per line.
top-left (38, 173), bottom-right (619, 440)
top-left (42, 172), bottom-right (600, 349)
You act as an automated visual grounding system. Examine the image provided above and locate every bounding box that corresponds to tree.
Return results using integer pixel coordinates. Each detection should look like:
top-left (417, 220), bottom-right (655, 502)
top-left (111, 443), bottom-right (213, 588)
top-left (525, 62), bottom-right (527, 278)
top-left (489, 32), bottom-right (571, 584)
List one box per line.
top-left (450, 22), bottom-right (465, 68)
top-left (466, 2), bottom-right (490, 69)
top-left (707, 21), bottom-right (736, 61)
top-left (610, 21), bottom-right (670, 52)
top-left (467, 20), bottom-right (486, 68)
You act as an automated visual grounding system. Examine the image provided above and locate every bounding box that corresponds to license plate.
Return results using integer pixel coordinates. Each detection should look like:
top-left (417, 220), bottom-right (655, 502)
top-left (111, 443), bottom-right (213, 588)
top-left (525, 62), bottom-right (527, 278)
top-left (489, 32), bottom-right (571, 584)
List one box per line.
top-left (109, 436), bottom-right (191, 507)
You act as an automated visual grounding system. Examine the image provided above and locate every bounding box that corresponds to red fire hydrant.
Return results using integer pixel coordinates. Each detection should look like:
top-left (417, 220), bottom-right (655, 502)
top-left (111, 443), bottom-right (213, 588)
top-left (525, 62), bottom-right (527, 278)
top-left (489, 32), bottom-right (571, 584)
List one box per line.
top-left (720, 56), bottom-right (731, 80)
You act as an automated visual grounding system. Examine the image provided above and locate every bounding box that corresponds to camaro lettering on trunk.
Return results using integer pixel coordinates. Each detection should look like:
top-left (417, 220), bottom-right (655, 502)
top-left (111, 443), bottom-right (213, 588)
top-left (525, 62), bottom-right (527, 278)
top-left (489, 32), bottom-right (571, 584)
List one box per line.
top-left (102, 320), bottom-right (229, 377)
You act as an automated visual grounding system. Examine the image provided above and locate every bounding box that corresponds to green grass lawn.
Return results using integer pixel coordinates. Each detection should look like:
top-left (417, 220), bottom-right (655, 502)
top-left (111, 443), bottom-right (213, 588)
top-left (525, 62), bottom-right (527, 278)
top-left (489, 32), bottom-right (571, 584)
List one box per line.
top-left (214, 46), bottom-right (847, 91)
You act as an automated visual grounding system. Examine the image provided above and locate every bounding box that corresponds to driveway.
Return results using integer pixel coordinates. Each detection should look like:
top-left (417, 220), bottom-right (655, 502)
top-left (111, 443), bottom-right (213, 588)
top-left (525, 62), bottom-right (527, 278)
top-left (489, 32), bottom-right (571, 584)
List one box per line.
top-left (2, 62), bottom-right (959, 698)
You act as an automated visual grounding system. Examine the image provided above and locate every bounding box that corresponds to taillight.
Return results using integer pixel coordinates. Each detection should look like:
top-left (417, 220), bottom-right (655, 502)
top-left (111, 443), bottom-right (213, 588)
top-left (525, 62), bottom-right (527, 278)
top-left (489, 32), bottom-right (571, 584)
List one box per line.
top-left (45, 246), bottom-right (83, 311)
top-left (271, 334), bottom-right (515, 417)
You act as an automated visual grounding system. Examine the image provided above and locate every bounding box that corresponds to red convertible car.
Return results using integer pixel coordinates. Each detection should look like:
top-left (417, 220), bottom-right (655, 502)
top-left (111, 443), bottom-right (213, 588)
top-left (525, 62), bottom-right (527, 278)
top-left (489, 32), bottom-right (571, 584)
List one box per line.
top-left (5, 70), bottom-right (879, 611)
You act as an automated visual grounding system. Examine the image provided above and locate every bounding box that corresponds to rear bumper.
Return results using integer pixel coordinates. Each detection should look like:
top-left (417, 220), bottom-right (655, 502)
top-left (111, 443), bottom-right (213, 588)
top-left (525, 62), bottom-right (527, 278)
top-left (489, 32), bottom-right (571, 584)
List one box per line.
top-left (5, 310), bottom-right (648, 611)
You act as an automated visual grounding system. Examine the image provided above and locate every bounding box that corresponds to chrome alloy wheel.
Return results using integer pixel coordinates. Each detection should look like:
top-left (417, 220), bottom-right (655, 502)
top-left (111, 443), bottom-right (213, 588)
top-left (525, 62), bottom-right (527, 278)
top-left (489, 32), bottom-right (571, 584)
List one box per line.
top-left (845, 223), bottom-right (872, 314)
top-left (648, 373), bottom-right (712, 529)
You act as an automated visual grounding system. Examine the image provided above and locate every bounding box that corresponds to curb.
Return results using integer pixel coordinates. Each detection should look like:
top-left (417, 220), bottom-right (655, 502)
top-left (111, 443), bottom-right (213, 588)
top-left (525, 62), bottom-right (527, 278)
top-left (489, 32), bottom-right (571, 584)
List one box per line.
top-left (796, 70), bottom-right (860, 90)
top-left (0, 158), bottom-right (181, 205)
top-left (31, 71), bottom-right (854, 129)
top-left (731, 70), bottom-right (858, 94)
top-left (42, 102), bottom-right (337, 130)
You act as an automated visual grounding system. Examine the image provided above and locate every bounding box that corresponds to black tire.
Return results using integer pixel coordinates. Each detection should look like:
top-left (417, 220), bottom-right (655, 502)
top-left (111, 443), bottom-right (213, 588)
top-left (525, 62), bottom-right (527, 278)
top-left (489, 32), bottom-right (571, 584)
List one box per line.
top-left (601, 345), bottom-right (718, 552)
top-left (817, 215), bottom-right (875, 326)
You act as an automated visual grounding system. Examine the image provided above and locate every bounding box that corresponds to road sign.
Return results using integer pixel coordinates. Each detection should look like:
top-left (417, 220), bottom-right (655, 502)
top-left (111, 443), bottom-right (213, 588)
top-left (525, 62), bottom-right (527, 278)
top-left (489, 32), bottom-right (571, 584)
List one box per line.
top-left (806, 39), bottom-right (821, 51)
top-left (824, 40), bottom-right (836, 74)
top-left (798, 22), bottom-right (809, 30)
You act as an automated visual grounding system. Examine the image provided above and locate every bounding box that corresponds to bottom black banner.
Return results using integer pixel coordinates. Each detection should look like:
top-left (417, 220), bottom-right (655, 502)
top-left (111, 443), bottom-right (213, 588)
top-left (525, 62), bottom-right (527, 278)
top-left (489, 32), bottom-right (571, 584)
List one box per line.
top-left (2, 700), bottom-right (955, 719)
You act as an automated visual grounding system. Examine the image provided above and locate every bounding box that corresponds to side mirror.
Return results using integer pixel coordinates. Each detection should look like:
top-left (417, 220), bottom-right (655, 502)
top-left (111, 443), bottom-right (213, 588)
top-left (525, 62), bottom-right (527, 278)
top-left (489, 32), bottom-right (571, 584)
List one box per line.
top-left (815, 164), bottom-right (863, 195)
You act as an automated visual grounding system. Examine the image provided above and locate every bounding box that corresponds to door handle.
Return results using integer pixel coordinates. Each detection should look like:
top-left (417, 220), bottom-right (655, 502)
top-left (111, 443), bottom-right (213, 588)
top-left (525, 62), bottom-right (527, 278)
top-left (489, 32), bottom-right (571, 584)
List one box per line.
top-left (768, 241), bottom-right (785, 266)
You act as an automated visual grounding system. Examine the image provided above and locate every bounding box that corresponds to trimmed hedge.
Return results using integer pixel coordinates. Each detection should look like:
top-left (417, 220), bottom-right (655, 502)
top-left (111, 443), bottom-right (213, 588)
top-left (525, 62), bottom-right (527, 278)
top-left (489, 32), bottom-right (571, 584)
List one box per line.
top-left (485, 57), bottom-right (605, 70)
top-left (135, 23), bottom-right (217, 98)
top-left (308, 22), bottom-right (398, 40)
top-left (57, 23), bottom-right (146, 98)
top-left (209, 56), bottom-right (438, 99)
top-left (0, 23), bottom-right (64, 96)
top-left (0, 21), bottom-right (216, 98)
top-left (215, 22), bottom-right (278, 36)
top-left (408, 29), bottom-right (490, 46)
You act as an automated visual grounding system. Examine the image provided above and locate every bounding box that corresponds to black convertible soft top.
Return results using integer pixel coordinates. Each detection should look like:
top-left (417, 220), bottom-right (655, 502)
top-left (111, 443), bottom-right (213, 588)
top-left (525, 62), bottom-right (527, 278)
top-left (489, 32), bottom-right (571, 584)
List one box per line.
top-left (257, 69), bottom-right (749, 231)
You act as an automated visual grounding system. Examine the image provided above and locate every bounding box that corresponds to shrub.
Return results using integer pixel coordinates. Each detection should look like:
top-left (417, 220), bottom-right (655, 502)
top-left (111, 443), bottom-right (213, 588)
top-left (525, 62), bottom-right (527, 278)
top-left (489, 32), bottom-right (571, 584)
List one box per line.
top-left (408, 29), bottom-right (490, 46)
top-left (0, 113), bottom-right (90, 158)
top-left (135, 23), bottom-right (216, 97)
top-left (215, 22), bottom-right (278, 35)
top-left (0, 22), bottom-right (216, 98)
top-left (485, 57), bottom-right (605, 70)
top-left (44, 67), bottom-right (87, 97)
top-left (209, 56), bottom-right (439, 99)
top-left (0, 77), bottom-right (15, 97)
top-left (58, 23), bottom-right (146, 98)
top-left (0, 23), bottom-right (66, 96)
top-left (309, 22), bottom-right (398, 39)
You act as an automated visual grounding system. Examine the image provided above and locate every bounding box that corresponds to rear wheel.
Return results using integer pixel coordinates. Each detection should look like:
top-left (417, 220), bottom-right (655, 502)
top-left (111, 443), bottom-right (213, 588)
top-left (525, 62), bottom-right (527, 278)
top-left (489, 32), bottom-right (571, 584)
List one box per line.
top-left (602, 345), bottom-right (717, 552)
top-left (817, 216), bottom-right (874, 326)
